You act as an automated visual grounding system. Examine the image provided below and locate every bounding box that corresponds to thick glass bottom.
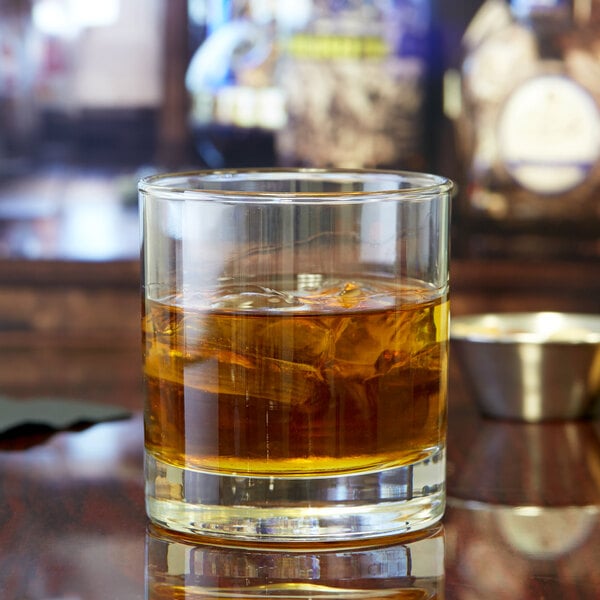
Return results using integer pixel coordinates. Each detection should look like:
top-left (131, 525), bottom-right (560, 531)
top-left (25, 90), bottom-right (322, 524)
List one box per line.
top-left (145, 448), bottom-right (445, 543)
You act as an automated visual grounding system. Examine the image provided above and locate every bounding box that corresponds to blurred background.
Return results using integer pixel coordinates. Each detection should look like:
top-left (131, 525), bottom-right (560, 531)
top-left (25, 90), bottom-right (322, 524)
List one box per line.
top-left (0, 0), bottom-right (484, 262)
top-left (0, 0), bottom-right (597, 348)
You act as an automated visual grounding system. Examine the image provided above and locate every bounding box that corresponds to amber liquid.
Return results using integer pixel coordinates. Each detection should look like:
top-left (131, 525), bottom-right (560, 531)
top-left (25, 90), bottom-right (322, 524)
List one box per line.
top-left (149, 583), bottom-right (438, 599)
top-left (143, 277), bottom-right (447, 477)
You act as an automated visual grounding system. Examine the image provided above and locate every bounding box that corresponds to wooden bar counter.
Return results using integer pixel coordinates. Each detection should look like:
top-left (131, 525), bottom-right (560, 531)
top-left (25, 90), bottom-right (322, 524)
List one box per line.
top-left (0, 257), bottom-right (598, 599)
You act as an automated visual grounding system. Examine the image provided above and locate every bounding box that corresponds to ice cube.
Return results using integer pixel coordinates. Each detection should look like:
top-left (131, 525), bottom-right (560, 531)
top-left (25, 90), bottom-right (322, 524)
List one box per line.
top-left (374, 349), bottom-right (411, 375)
top-left (182, 353), bottom-right (329, 410)
top-left (333, 309), bottom-right (397, 366)
top-left (336, 281), bottom-right (368, 309)
top-left (211, 285), bottom-right (303, 311)
top-left (259, 314), bottom-right (336, 366)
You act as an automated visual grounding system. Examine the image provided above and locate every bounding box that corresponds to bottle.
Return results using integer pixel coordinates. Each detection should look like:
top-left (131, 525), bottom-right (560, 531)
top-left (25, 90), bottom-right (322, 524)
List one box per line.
top-left (453, 0), bottom-right (600, 259)
top-left (186, 0), bottom-right (286, 168)
top-left (275, 0), bottom-right (433, 170)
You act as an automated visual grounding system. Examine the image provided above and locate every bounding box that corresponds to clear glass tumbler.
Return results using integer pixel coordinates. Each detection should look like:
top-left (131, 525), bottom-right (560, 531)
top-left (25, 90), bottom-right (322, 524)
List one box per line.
top-left (139, 169), bottom-right (452, 542)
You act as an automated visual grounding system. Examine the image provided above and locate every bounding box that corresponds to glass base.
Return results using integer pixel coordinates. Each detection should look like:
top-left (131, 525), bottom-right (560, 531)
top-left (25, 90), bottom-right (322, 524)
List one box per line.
top-left (145, 448), bottom-right (445, 543)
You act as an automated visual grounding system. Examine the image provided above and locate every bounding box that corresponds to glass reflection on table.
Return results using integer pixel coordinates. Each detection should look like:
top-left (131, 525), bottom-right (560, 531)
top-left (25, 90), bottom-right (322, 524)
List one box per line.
top-left (145, 524), bottom-right (444, 599)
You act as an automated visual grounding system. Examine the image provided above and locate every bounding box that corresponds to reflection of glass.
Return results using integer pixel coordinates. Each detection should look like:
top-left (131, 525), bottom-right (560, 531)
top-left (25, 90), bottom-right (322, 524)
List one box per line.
top-left (145, 524), bottom-right (445, 599)
top-left (445, 420), bottom-right (600, 597)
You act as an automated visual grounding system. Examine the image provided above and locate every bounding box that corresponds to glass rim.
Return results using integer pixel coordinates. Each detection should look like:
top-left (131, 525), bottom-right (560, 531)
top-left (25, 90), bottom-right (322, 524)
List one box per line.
top-left (138, 168), bottom-right (454, 203)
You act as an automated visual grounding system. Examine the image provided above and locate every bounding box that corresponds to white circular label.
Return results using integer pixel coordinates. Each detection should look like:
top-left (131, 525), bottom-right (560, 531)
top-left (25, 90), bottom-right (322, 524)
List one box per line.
top-left (498, 75), bottom-right (600, 194)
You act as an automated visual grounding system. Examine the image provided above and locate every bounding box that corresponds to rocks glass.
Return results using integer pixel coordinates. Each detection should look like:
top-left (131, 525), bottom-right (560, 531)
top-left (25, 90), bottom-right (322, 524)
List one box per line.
top-left (139, 169), bottom-right (452, 542)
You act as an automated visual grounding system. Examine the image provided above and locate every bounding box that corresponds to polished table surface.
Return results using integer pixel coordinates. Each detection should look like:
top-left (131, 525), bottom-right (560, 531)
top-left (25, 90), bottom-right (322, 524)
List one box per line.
top-left (0, 259), bottom-right (599, 599)
top-left (1, 345), bottom-right (599, 598)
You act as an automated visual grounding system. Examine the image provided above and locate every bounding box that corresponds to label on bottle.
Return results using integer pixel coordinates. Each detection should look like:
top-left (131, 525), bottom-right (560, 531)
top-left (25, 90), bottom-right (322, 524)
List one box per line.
top-left (497, 75), bottom-right (600, 194)
top-left (276, 0), bottom-right (430, 168)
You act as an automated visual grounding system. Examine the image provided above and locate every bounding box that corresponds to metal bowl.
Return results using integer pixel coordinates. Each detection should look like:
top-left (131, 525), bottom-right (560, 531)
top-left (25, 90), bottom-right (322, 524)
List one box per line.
top-left (451, 312), bottom-right (600, 421)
